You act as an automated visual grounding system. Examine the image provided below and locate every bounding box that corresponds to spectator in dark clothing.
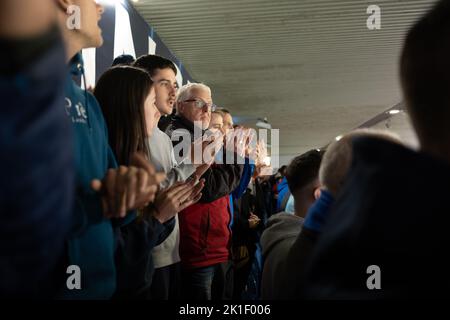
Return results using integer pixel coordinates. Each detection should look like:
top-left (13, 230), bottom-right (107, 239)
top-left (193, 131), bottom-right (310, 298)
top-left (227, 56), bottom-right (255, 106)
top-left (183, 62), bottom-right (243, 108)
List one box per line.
top-left (232, 182), bottom-right (260, 299)
top-left (280, 130), bottom-right (401, 299)
top-left (166, 83), bottom-right (244, 300)
top-left (303, 0), bottom-right (450, 299)
top-left (0, 0), bottom-right (73, 298)
top-left (254, 174), bottom-right (273, 226)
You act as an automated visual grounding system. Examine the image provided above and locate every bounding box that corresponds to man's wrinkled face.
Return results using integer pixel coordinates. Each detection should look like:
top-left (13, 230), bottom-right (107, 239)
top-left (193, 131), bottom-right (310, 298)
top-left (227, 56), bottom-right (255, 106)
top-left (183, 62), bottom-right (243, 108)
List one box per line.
top-left (178, 88), bottom-right (212, 129)
top-left (151, 68), bottom-right (178, 116)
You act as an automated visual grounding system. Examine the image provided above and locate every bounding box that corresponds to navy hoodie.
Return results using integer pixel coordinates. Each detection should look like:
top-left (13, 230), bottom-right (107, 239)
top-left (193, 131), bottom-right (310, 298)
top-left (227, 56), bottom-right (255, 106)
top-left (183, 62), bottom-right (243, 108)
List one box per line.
top-left (303, 137), bottom-right (450, 299)
top-left (0, 28), bottom-right (74, 298)
top-left (59, 53), bottom-right (129, 299)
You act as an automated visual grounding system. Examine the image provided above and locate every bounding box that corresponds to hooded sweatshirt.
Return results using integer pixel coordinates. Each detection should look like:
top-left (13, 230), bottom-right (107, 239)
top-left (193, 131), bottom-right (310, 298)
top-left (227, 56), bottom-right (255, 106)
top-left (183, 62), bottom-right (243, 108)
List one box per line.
top-left (260, 212), bottom-right (304, 299)
top-left (59, 53), bottom-right (126, 299)
top-left (278, 189), bottom-right (335, 299)
top-left (303, 136), bottom-right (450, 299)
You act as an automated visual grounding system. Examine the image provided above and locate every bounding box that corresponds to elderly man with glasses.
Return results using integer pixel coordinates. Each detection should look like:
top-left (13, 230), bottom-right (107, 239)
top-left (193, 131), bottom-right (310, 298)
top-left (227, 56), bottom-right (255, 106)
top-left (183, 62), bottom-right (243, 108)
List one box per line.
top-left (165, 83), bottom-right (244, 300)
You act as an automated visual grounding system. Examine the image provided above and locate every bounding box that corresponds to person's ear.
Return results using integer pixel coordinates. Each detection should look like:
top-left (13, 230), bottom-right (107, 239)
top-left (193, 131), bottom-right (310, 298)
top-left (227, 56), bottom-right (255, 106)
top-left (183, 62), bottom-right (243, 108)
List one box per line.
top-left (313, 187), bottom-right (321, 200)
top-left (176, 101), bottom-right (184, 113)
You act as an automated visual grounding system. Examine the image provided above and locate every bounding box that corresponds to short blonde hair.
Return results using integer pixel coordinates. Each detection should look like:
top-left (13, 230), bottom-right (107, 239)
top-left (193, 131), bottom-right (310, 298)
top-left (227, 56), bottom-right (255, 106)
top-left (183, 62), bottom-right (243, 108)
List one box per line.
top-left (319, 129), bottom-right (402, 196)
top-left (212, 110), bottom-right (225, 118)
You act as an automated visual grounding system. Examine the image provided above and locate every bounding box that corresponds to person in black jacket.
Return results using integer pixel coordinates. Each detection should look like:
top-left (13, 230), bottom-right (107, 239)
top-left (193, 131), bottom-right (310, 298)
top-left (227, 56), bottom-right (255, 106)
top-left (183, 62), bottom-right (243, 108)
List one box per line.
top-left (166, 83), bottom-right (244, 300)
top-left (303, 0), bottom-right (450, 299)
top-left (232, 181), bottom-right (261, 299)
top-left (165, 83), bottom-right (244, 203)
top-left (279, 130), bottom-right (401, 299)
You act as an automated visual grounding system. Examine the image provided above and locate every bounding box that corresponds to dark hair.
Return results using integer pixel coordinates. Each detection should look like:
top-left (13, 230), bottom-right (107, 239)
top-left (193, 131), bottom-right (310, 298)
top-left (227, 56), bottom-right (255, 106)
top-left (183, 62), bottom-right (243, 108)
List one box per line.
top-left (133, 54), bottom-right (177, 77)
top-left (278, 165), bottom-right (287, 176)
top-left (400, 0), bottom-right (450, 146)
top-left (112, 54), bottom-right (135, 67)
top-left (94, 66), bottom-right (153, 165)
top-left (285, 149), bottom-right (324, 193)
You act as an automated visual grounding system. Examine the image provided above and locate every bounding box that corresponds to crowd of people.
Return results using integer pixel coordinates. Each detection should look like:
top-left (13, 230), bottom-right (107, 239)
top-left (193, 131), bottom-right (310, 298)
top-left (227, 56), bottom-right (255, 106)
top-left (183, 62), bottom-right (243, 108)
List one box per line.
top-left (2, 0), bottom-right (450, 299)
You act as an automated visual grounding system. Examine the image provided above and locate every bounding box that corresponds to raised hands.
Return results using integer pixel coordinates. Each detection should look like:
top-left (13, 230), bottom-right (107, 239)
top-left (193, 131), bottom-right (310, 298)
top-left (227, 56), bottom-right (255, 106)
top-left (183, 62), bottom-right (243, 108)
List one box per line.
top-left (151, 179), bottom-right (205, 223)
top-left (91, 153), bottom-right (166, 218)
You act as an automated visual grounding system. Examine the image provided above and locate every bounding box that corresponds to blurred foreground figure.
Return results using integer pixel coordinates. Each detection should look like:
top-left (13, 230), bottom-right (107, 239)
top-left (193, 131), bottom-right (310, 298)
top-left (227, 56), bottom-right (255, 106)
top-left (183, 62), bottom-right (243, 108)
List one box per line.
top-left (303, 0), bottom-right (450, 299)
top-left (0, 0), bottom-right (74, 297)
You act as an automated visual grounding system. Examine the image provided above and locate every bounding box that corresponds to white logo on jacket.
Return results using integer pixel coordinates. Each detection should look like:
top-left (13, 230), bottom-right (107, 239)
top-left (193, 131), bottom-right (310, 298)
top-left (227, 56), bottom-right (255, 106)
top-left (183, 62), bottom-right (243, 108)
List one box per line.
top-left (65, 97), bottom-right (88, 124)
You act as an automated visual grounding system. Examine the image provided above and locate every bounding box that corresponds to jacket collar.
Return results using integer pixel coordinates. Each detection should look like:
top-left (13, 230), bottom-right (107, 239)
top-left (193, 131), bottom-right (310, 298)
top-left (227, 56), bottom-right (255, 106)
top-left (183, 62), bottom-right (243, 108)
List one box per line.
top-left (172, 114), bottom-right (206, 135)
top-left (69, 52), bottom-right (84, 77)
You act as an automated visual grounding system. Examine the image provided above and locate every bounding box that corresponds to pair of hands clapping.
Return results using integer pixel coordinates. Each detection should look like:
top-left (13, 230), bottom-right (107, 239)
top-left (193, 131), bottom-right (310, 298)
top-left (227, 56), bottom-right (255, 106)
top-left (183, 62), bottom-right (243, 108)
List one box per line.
top-left (91, 153), bottom-right (205, 221)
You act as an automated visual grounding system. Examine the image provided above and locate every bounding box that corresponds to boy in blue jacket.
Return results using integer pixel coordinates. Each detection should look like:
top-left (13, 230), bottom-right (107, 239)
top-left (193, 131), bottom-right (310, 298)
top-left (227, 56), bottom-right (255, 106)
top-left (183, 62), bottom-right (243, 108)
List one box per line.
top-left (56, 0), bottom-right (164, 299)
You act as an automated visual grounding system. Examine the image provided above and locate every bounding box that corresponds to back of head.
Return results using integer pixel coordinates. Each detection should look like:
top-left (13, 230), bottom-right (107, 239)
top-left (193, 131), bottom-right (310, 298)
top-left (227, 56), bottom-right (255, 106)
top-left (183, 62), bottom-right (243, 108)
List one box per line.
top-left (400, 0), bottom-right (450, 153)
top-left (278, 165), bottom-right (287, 177)
top-left (134, 54), bottom-right (177, 77)
top-left (94, 66), bottom-right (152, 165)
top-left (112, 54), bottom-right (135, 67)
top-left (319, 129), bottom-right (402, 196)
top-left (285, 149), bottom-right (324, 217)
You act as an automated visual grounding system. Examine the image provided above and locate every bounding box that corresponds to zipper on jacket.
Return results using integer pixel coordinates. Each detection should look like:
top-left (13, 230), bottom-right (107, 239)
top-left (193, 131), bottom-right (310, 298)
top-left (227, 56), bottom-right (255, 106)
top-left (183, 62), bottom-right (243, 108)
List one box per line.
top-left (78, 62), bottom-right (92, 132)
top-left (201, 210), bottom-right (210, 252)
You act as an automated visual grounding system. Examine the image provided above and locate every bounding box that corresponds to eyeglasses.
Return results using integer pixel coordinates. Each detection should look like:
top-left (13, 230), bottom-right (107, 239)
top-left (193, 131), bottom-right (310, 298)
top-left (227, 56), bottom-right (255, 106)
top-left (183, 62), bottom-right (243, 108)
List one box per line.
top-left (184, 99), bottom-right (217, 111)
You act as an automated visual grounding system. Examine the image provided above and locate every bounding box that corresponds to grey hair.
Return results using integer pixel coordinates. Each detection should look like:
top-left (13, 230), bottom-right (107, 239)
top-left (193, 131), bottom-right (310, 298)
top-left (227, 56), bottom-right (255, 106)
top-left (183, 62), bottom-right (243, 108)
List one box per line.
top-left (319, 128), bottom-right (402, 196)
top-left (176, 82), bottom-right (211, 104)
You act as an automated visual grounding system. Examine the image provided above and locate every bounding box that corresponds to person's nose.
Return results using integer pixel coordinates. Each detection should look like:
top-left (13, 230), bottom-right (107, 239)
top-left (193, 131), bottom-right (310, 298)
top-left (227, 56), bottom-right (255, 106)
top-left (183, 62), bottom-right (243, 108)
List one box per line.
top-left (169, 85), bottom-right (177, 97)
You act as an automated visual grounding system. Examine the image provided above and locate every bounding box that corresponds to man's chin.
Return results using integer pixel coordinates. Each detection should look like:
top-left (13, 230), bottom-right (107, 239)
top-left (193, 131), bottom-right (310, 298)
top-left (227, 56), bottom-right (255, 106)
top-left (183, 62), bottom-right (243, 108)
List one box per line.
top-left (163, 105), bottom-right (173, 115)
top-left (93, 31), bottom-right (104, 47)
top-left (156, 103), bottom-right (172, 115)
top-left (96, 37), bottom-right (104, 47)
top-left (87, 37), bottom-right (103, 49)
top-left (201, 121), bottom-right (210, 130)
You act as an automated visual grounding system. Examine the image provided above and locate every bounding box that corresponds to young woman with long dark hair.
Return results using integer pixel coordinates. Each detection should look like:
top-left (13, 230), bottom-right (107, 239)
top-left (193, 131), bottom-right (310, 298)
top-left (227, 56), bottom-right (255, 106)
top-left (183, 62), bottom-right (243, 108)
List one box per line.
top-left (95, 66), bottom-right (204, 298)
